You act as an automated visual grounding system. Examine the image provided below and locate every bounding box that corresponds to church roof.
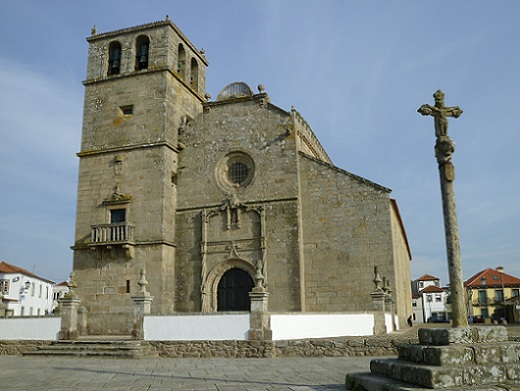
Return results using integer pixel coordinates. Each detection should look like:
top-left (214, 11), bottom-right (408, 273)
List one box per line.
top-left (298, 152), bottom-right (391, 193)
top-left (0, 261), bottom-right (55, 284)
top-left (465, 268), bottom-right (520, 288)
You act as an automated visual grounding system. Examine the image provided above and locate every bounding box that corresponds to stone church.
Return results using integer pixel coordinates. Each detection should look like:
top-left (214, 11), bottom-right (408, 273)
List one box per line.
top-left (71, 18), bottom-right (412, 335)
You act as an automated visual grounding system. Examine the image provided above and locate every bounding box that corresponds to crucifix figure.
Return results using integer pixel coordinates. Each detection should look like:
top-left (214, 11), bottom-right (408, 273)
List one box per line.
top-left (418, 90), bottom-right (468, 328)
top-left (418, 90), bottom-right (463, 139)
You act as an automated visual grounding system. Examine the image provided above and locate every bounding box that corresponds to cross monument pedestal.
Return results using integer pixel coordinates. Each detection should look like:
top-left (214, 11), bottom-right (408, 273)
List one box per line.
top-left (346, 91), bottom-right (520, 390)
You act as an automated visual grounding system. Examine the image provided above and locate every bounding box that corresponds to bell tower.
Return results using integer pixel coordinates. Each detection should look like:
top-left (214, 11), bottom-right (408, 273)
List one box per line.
top-left (72, 18), bottom-right (208, 334)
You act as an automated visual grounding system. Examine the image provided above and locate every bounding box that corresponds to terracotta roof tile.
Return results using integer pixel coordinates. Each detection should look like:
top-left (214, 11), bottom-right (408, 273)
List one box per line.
top-left (415, 274), bottom-right (439, 282)
top-left (421, 285), bottom-right (445, 293)
top-left (465, 268), bottom-right (520, 287)
top-left (0, 261), bottom-right (55, 284)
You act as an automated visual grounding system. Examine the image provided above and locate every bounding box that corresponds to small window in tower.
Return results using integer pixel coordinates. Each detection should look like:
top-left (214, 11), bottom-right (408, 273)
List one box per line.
top-left (126, 280), bottom-right (131, 293)
top-left (110, 208), bottom-right (126, 223)
top-left (135, 35), bottom-right (149, 70)
top-left (120, 105), bottom-right (133, 116)
top-left (108, 41), bottom-right (122, 75)
top-left (178, 44), bottom-right (186, 78)
top-left (190, 58), bottom-right (199, 89)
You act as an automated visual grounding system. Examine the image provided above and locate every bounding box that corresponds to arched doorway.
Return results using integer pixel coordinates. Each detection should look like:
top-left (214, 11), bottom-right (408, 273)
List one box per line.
top-left (217, 268), bottom-right (254, 311)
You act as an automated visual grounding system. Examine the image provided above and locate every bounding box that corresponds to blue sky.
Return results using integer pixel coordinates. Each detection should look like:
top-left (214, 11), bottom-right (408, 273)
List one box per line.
top-left (0, 1), bottom-right (519, 286)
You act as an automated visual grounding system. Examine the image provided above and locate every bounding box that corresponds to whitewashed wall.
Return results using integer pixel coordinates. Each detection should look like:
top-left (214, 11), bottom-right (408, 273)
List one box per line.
top-left (143, 312), bottom-right (393, 341)
top-left (144, 313), bottom-right (250, 340)
top-left (271, 313), bottom-right (377, 340)
top-left (0, 317), bottom-right (60, 340)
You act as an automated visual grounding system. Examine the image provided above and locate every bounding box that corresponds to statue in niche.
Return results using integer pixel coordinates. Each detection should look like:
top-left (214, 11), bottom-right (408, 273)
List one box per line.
top-left (221, 193), bottom-right (242, 230)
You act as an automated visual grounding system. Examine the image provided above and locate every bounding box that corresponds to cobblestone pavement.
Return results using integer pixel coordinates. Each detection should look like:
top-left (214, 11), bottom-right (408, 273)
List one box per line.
top-left (0, 355), bottom-right (376, 391)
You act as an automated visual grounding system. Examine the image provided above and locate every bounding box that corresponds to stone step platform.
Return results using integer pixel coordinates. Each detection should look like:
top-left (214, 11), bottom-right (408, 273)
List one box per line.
top-left (346, 326), bottom-right (520, 390)
top-left (346, 372), bottom-right (520, 391)
top-left (398, 342), bottom-right (520, 366)
top-left (23, 338), bottom-right (148, 358)
top-left (369, 356), bottom-right (520, 388)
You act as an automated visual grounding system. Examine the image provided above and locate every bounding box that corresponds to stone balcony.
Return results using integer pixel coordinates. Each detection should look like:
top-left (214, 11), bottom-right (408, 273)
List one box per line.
top-left (88, 222), bottom-right (135, 258)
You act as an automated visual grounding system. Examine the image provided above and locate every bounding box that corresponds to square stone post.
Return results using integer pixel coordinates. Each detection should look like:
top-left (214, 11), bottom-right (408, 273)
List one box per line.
top-left (371, 267), bottom-right (387, 335)
top-left (131, 294), bottom-right (153, 340)
top-left (58, 297), bottom-right (81, 340)
top-left (131, 268), bottom-right (154, 340)
top-left (248, 287), bottom-right (272, 340)
top-left (58, 272), bottom-right (81, 340)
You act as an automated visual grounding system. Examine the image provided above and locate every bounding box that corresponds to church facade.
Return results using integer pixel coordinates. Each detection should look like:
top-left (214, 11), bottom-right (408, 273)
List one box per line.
top-left (72, 18), bottom-right (412, 335)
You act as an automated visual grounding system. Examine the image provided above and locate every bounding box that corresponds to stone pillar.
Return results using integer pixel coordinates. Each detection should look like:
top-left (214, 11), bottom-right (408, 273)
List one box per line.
top-left (418, 91), bottom-right (468, 328)
top-left (58, 272), bottom-right (81, 340)
top-left (0, 292), bottom-right (6, 318)
top-left (131, 268), bottom-right (154, 340)
top-left (371, 267), bottom-right (387, 335)
top-left (59, 297), bottom-right (81, 340)
top-left (383, 279), bottom-right (396, 331)
top-left (248, 287), bottom-right (272, 340)
top-left (77, 306), bottom-right (88, 335)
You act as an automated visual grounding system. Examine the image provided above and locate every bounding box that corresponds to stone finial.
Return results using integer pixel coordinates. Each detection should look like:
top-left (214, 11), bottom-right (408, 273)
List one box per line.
top-left (373, 267), bottom-right (383, 292)
top-left (66, 272), bottom-right (77, 298)
top-left (205, 93), bottom-right (212, 102)
top-left (200, 48), bottom-right (205, 55)
top-left (138, 268), bottom-right (149, 294)
top-left (258, 84), bottom-right (265, 93)
top-left (166, 15), bottom-right (170, 21)
top-left (91, 25), bottom-right (97, 35)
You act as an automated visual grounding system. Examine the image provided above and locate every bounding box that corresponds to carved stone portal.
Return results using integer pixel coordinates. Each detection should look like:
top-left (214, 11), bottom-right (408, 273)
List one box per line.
top-left (200, 199), bottom-right (267, 312)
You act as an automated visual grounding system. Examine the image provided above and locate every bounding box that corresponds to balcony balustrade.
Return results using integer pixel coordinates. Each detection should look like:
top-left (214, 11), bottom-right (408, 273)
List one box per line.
top-left (90, 222), bottom-right (135, 246)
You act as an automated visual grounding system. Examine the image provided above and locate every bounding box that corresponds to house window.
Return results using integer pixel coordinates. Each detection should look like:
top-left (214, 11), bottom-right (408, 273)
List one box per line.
top-left (412, 300), bottom-right (417, 307)
top-left (135, 35), bottom-right (149, 70)
top-left (512, 289), bottom-right (519, 297)
top-left (478, 290), bottom-right (487, 305)
top-left (31, 282), bottom-right (35, 296)
top-left (39, 284), bottom-right (42, 298)
top-left (418, 281), bottom-right (424, 288)
top-left (495, 289), bottom-right (504, 303)
top-left (435, 294), bottom-right (442, 302)
top-left (0, 279), bottom-right (9, 294)
top-left (108, 41), bottom-right (122, 75)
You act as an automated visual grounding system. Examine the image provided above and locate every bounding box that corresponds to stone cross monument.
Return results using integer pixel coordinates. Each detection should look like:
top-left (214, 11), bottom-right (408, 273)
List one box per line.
top-left (418, 90), bottom-right (468, 328)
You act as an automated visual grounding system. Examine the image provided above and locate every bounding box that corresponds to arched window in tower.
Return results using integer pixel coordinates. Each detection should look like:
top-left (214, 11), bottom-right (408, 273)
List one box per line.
top-left (108, 41), bottom-right (122, 75)
top-left (177, 44), bottom-right (186, 79)
top-left (190, 58), bottom-right (198, 89)
top-left (135, 35), bottom-right (150, 70)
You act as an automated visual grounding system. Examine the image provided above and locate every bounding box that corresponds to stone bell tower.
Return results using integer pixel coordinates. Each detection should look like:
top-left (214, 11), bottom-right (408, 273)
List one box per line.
top-left (72, 18), bottom-right (208, 334)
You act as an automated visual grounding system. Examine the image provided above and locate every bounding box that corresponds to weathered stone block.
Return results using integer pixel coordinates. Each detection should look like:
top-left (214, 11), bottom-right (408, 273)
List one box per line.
top-left (418, 326), bottom-right (507, 345)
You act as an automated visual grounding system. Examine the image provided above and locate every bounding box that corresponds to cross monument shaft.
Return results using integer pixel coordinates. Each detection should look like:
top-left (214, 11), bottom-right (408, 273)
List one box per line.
top-left (418, 90), bottom-right (468, 328)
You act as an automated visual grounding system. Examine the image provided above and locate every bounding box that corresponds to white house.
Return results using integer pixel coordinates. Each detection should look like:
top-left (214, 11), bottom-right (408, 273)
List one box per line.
top-left (0, 262), bottom-right (55, 317)
top-left (411, 274), bottom-right (450, 323)
top-left (52, 281), bottom-right (69, 312)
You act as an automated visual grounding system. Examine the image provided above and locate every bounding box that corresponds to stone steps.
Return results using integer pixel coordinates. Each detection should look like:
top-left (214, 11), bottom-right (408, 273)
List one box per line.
top-left (346, 326), bottom-right (520, 390)
top-left (23, 339), bottom-right (147, 358)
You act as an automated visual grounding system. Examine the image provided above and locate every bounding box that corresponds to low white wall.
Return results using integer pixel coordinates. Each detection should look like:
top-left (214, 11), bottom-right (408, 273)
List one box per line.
top-left (144, 313), bottom-right (250, 341)
top-left (0, 317), bottom-right (61, 340)
top-left (270, 313), bottom-right (375, 340)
